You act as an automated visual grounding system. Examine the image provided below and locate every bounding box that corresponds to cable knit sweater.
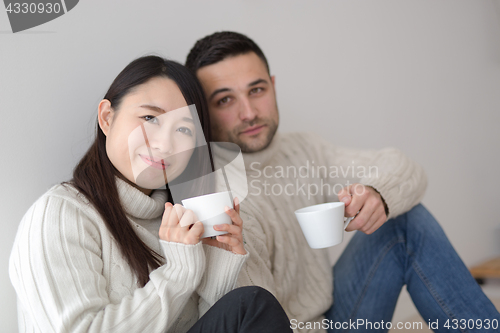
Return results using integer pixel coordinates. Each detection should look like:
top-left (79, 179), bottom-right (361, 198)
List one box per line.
top-left (212, 132), bottom-right (427, 333)
top-left (9, 177), bottom-right (248, 333)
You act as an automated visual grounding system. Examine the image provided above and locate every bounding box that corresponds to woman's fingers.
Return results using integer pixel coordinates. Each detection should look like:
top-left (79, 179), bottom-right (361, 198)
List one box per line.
top-left (160, 203), bottom-right (202, 244)
top-left (167, 204), bottom-right (187, 230)
top-left (161, 202), bottom-right (173, 223)
top-left (213, 223), bottom-right (242, 237)
top-left (184, 222), bottom-right (204, 245)
top-left (179, 209), bottom-right (198, 228)
top-left (159, 203), bottom-right (174, 241)
top-left (216, 234), bottom-right (246, 255)
top-left (165, 204), bottom-right (183, 227)
top-left (233, 197), bottom-right (240, 214)
top-left (224, 206), bottom-right (243, 227)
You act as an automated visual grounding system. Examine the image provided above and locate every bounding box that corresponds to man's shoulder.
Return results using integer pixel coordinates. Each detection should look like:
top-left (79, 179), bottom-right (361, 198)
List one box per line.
top-left (276, 131), bottom-right (330, 153)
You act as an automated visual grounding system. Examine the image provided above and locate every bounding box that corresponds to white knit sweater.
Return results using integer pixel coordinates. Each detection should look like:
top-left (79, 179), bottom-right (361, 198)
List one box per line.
top-left (9, 177), bottom-right (248, 333)
top-left (213, 132), bottom-right (427, 333)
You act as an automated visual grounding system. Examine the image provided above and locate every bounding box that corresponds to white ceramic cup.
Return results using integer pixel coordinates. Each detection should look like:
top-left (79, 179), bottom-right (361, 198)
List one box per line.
top-left (294, 202), bottom-right (354, 249)
top-left (181, 191), bottom-right (232, 238)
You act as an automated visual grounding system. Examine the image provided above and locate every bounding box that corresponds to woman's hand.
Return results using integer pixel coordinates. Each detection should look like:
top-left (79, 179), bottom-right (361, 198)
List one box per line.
top-left (202, 197), bottom-right (247, 255)
top-left (159, 203), bottom-right (204, 245)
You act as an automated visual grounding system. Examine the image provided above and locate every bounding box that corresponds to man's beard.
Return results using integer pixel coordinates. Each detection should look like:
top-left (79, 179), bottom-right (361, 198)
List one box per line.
top-left (212, 117), bottom-right (279, 153)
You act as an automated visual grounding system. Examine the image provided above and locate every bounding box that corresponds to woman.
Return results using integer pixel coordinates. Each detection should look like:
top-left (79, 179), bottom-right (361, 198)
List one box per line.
top-left (9, 56), bottom-right (291, 333)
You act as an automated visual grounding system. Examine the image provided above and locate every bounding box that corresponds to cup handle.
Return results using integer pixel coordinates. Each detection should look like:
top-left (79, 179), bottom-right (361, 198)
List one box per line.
top-left (343, 217), bottom-right (354, 230)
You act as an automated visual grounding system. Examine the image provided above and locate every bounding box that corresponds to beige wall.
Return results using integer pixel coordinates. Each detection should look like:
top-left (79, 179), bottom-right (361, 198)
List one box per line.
top-left (1, 1), bottom-right (499, 331)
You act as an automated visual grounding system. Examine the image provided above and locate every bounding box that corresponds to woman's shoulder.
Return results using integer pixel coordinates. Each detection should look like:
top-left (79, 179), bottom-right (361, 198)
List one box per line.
top-left (21, 182), bottom-right (102, 231)
top-left (31, 183), bottom-right (90, 212)
top-left (44, 181), bottom-right (91, 205)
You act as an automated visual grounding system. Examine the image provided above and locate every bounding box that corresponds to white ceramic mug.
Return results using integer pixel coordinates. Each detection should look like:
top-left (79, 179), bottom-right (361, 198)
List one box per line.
top-left (181, 191), bottom-right (233, 238)
top-left (294, 202), bottom-right (354, 249)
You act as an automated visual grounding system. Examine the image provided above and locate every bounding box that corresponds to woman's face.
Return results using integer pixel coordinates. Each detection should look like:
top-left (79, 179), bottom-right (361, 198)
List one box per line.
top-left (99, 77), bottom-right (197, 195)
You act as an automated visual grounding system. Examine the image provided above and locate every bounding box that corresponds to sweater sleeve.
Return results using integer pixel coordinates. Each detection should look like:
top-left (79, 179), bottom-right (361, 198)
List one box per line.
top-left (306, 132), bottom-right (428, 219)
top-left (9, 194), bottom-right (206, 333)
top-left (196, 244), bottom-right (249, 316)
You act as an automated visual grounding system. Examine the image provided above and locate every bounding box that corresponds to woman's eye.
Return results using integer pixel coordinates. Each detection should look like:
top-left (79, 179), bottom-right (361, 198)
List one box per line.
top-left (177, 127), bottom-right (193, 136)
top-left (217, 96), bottom-right (230, 105)
top-left (142, 115), bottom-right (159, 124)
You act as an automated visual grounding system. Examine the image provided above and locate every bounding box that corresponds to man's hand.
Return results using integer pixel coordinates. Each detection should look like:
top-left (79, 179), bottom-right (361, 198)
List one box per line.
top-left (337, 184), bottom-right (388, 234)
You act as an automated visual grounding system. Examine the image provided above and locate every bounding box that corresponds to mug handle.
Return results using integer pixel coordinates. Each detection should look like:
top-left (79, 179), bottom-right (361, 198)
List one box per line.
top-left (343, 217), bottom-right (354, 230)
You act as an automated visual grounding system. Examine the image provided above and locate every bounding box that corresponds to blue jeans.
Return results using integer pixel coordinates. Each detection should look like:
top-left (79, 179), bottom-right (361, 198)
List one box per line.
top-left (324, 204), bottom-right (500, 332)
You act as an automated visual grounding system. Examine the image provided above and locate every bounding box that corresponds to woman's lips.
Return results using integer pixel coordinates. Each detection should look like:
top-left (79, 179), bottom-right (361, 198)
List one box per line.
top-left (241, 125), bottom-right (266, 136)
top-left (140, 154), bottom-right (170, 170)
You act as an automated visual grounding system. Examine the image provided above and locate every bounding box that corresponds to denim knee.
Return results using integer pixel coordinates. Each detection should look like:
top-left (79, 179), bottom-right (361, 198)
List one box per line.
top-left (403, 204), bottom-right (443, 233)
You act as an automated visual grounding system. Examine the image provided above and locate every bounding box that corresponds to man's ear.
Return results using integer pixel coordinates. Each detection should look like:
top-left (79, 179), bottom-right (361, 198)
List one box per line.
top-left (98, 99), bottom-right (114, 136)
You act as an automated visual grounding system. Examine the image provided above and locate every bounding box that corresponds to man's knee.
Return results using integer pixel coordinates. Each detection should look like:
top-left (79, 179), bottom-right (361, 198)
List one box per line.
top-left (397, 203), bottom-right (450, 246)
top-left (405, 204), bottom-right (439, 227)
top-left (390, 203), bottom-right (436, 226)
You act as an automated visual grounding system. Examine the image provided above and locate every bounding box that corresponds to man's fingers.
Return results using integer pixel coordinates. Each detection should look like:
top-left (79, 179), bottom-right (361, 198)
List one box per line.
top-left (344, 193), bottom-right (364, 217)
top-left (337, 185), bottom-right (352, 205)
top-left (346, 197), bottom-right (378, 231)
top-left (346, 207), bottom-right (370, 231)
top-left (359, 209), bottom-right (380, 234)
top-left (365, 207), bottom-right (387, 234)
top-left (365, 216), bottom-right (385, 235)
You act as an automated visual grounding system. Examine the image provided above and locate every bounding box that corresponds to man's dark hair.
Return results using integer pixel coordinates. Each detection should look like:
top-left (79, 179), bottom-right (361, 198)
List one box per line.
top-left (185, 31), bottom-right (270, 74)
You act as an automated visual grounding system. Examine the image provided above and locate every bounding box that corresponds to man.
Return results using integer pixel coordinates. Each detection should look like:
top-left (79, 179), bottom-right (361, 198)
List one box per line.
top-left (185, 31), bottom-right (499, 332)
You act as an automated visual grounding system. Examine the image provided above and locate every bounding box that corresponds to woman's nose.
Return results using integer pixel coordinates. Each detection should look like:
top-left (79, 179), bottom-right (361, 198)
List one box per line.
top-left (147, 128), bottom-right (174, 154)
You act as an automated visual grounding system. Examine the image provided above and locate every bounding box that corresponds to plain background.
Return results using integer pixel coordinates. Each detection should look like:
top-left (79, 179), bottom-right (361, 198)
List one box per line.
top-left (1, 0), bottom-right (499, 331)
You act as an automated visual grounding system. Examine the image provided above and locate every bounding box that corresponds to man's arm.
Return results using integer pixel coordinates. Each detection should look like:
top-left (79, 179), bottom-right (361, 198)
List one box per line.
top-left (304, 132), bottom-right (427, 232)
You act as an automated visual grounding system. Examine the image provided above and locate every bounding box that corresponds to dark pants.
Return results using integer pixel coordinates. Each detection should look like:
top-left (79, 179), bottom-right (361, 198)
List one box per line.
top-left (188, 286), bottom-right (292, 333)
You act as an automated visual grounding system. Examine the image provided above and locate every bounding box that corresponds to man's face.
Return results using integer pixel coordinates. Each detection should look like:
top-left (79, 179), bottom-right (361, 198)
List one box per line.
top-left (196, 52), bottom-right (279, 153)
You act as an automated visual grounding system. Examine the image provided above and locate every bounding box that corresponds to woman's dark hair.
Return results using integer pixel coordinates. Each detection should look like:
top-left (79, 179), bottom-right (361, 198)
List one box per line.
top-left (68, 56), bottom-right (213, 287)
top-left (185, 31), bottom-right (270, 74)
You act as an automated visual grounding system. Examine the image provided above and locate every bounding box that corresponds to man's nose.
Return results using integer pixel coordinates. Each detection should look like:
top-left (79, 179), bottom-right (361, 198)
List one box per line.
top-left (239, 98), bottom-right (257, 121)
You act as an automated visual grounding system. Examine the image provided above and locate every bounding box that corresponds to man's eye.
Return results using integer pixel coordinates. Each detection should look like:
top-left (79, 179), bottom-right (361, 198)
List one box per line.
top-left (218, 96), bottom-right (230, 105)
top-left (177, 127), bottom-right (193, 136)
top-left (142, 115), bottom-right (159, 124)
top-left (250, 87), bottom-right (263, 94)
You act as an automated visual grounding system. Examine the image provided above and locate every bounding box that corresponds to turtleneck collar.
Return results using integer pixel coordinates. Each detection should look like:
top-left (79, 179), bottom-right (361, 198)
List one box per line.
top-left (241, 132), bottom-right (281, 169)
top-left (115, 177), bottom-right (168, 220)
